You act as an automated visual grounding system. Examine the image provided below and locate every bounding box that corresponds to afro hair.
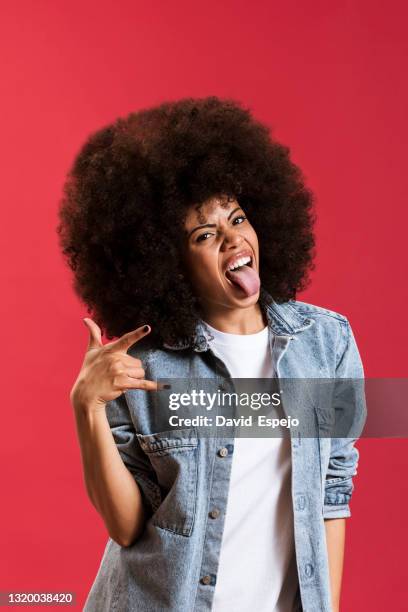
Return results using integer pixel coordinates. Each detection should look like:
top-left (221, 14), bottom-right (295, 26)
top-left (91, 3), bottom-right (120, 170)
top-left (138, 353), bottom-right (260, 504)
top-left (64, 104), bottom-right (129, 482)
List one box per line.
top-left (56, 95), bottom-right (316, 348)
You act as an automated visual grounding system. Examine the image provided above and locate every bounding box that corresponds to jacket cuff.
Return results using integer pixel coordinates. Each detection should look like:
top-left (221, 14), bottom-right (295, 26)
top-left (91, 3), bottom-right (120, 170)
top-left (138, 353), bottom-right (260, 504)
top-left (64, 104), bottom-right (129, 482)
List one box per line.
top-left (323, 503), bottom-right (351, 519)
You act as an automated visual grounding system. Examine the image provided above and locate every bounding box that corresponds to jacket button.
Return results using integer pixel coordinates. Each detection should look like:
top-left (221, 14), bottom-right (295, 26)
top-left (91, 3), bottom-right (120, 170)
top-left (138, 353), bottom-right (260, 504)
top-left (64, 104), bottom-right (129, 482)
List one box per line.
top-left (304, 563), bottom-right (314, 578)
top-left (209, 508), bottom-right (220, 519)
top-left (218, 447), bottom-right (229, 457)
top-left (200, 574), bottom-right (215, 585)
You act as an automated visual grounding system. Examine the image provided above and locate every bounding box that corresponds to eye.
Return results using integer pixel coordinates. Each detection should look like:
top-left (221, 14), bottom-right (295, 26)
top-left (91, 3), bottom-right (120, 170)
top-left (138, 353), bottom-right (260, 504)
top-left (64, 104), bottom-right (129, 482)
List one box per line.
top-left (233, 215), bottom-right (247, 225)
top-left (196, 232), bottom-right (213, 243)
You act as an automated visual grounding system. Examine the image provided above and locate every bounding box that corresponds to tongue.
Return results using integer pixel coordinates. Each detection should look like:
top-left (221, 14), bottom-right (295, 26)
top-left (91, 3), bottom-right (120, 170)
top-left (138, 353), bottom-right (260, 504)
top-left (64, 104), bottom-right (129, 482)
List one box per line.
top-left (225, 264), bottom-right (260, 297)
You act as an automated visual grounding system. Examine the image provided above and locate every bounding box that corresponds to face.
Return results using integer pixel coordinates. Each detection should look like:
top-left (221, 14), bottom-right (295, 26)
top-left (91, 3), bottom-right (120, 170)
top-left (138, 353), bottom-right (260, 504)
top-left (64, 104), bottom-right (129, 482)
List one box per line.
top-left (181, 195), bottom-right (261, 315)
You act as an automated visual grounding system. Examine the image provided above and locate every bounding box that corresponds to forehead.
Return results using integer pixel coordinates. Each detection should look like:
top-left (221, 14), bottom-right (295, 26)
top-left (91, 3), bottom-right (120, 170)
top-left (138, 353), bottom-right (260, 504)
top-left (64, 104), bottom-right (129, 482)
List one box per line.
top-left (184, 194), bottom-right (238, 226)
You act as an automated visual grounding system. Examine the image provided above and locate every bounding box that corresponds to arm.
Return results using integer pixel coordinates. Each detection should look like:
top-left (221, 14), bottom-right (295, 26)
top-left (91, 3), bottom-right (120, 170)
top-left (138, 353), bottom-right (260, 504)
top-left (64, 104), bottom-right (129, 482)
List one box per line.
top-left (323, 320), bottom-right (366, 517)
top-left (71, 319), bottom-right (161, 547)
top-left (73, 400), bottom-right (147, 547)
top-left (323, 319), bottom-right (366, 608)
top-left (324, 517), bottom-right (346, 612)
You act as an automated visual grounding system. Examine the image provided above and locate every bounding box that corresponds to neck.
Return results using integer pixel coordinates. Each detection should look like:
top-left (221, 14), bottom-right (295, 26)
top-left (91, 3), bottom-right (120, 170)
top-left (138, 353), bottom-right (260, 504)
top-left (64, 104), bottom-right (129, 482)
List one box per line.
top-left (200, 300), bottom-right (267, 334)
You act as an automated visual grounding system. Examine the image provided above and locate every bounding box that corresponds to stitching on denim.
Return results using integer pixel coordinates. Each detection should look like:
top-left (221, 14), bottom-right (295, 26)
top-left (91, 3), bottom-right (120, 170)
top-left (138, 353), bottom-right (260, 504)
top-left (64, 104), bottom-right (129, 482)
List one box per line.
top-left (293, 300), bottom-right (348, 323)
top-left (325, 475), bottom-right (353, 485)
top-left (144, 444), bottom-right (197, 455)
top-left (192, 436), bottom-right (218, 611)
top-left (160, 444), bottom-right (198, 536)
top-left (132, 470), bottom-right (162, 513)
top-left (297, 310), bottom-right (348, 324)
top-left (324, 492), bottom-right (351, 505)
top-left (190, 439), bottom-right (199, 534)
top-left (148, 445), bottom-right (199, 536)
top-left (335, 318), bottom-right (351, 373)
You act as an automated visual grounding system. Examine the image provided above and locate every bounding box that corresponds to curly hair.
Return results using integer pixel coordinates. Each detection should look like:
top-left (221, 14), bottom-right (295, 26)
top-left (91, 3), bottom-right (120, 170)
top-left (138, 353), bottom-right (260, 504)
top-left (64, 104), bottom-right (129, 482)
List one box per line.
top-left (56, 95), bottom-right (316, 348)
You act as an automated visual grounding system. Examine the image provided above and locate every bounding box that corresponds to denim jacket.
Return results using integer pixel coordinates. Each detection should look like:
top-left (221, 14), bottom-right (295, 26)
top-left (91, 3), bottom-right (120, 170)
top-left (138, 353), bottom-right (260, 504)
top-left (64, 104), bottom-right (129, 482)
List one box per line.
top-left (83, 288), bottom-right (366, 612)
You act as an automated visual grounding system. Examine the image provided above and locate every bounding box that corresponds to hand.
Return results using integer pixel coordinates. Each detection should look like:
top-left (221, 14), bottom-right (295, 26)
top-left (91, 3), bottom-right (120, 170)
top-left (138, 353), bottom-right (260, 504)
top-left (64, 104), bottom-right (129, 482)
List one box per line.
top-left (70, 319), bottom-right (164, 412)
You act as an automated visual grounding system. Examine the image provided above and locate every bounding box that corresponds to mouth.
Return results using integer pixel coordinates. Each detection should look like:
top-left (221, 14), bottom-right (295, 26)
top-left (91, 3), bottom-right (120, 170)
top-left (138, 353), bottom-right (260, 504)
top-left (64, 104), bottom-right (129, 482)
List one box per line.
top-left (221, 250), bottom-right (260, 299)
top-left (222, 250), bottom-right (255, 279)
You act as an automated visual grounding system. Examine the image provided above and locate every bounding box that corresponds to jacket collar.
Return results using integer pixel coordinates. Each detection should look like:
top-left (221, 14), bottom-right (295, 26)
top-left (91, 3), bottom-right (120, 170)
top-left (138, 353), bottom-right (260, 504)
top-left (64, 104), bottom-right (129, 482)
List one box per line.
top-left (162, 286), bottom-right (315, 352)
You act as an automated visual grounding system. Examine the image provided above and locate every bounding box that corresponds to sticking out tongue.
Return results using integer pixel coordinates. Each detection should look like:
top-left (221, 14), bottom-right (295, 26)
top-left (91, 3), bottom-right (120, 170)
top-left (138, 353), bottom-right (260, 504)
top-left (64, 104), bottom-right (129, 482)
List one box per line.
top-left (225, 264), bottom-right (260, 297)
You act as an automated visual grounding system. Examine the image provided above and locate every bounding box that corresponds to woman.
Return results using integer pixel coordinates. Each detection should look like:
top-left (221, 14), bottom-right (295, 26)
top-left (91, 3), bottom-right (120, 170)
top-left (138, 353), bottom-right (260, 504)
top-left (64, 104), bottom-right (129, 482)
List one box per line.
top-left (57, 96), bottom-right (365, 611)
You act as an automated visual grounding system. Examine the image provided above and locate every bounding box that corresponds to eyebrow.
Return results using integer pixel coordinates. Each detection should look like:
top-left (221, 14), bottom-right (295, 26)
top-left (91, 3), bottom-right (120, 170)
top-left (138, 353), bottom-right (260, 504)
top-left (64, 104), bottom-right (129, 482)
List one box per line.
top-left (187, 207), bottom-right (242, 239)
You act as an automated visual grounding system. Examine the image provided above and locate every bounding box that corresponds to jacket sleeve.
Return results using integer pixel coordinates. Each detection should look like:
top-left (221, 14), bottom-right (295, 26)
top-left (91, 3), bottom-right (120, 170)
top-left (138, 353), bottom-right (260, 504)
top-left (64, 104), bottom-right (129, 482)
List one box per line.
top-left (105, 392), bottom-right (160, 517)
top-left (323, 319), bottom-right (367, 519)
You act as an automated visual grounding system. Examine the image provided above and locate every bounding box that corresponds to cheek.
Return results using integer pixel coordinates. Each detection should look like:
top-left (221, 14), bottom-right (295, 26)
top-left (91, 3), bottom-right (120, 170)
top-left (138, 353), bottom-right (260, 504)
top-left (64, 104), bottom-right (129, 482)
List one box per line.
top-left (247, 225), bottom-right (258, 242)
top-left (247, 227), bottom-right (259, 251)
top-left (191, 250), bottom-right (219, 283)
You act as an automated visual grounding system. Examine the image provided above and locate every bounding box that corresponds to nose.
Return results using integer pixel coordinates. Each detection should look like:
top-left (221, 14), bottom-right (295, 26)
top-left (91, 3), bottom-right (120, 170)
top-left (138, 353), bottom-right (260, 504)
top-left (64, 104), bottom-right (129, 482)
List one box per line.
top-left (220, 226), bottom-right (244, 251)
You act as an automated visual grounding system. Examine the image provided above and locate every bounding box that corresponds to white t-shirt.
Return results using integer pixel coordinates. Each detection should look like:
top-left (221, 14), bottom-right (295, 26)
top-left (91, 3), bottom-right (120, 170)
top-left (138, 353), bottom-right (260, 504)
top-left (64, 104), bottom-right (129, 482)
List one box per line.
top-left (202, 320), bottom-right (299, 612)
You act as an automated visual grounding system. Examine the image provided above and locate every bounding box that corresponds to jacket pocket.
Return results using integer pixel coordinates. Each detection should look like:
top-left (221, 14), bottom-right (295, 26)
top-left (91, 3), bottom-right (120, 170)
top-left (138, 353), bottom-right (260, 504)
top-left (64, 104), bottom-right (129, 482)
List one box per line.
top-left (135, 428), bottom-right (199, 537)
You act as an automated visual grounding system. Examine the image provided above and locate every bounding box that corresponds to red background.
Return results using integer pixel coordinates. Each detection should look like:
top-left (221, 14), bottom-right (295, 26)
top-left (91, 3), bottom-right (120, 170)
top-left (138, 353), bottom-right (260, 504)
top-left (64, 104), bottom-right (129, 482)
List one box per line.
top-left (1, 1), bottom-right (407, 609)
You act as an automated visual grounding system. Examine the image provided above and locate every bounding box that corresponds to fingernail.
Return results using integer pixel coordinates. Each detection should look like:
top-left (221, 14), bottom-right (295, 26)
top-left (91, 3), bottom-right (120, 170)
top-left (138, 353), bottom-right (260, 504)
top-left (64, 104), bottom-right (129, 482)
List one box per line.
top-left (143, 325), bottom-right (150, 333)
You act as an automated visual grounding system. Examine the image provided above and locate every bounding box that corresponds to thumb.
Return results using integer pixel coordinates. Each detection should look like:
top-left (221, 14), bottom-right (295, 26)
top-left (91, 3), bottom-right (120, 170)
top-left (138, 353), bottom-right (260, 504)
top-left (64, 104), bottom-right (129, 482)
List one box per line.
top-left (83, 317), bottom-right (103, 350)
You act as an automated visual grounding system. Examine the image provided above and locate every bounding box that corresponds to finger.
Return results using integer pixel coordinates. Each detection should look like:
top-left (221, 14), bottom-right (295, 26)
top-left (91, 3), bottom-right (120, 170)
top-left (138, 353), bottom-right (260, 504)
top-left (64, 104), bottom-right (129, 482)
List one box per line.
top-left (121, 355), bottom-right (143, 368)
top-left (124, 367), bottom-right (145, 379)
top-left (118, 376), bottom-right (169, 392)
top-left (134, 379), bottom-right (169, 392)
top-left (83, 318), bottom-right (103, 350)
top-left (107, 324), bottom-right (151, 353)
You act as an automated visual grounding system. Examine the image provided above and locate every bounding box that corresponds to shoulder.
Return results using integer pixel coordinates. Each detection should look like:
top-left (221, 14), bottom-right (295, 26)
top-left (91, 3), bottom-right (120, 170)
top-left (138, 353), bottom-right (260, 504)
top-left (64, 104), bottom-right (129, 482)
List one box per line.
top-left (288, 299), bottom-right (353, 360)
top-left (289, 298), bottom-right (350, 326)
top-left (290, 299), bottom-right (364, 376)
top-left (126, 337), bottom-right (161, 363)
top-left (126, 337), bottom-right (186, 370)
top-left (288, 299), bottom-right (363, 373)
